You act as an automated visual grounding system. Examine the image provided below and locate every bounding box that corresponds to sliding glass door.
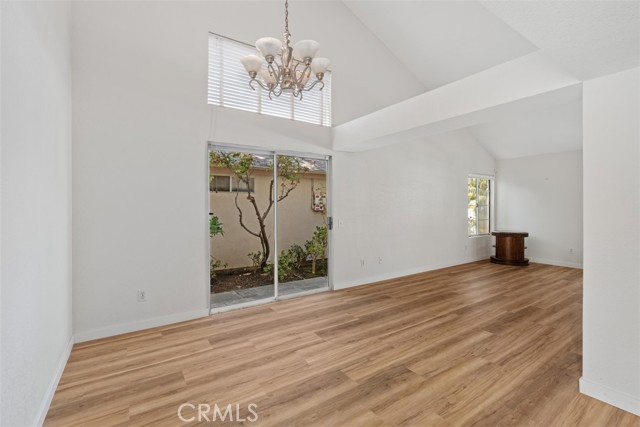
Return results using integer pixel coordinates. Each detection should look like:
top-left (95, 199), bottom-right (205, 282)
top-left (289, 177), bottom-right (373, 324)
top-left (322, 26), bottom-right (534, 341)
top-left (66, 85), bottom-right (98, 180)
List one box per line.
top-left (209, 147), bottom-right (276, 308)
top-left (208, 145), bottom-right (330, 310)
top-left (276, 154), bottom-right (329, 297)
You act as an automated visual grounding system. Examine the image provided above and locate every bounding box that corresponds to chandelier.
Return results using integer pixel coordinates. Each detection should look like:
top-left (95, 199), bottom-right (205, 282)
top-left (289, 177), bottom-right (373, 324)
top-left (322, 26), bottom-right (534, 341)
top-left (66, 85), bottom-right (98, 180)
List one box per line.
top-left (239, 0), bottom-right (330, 100)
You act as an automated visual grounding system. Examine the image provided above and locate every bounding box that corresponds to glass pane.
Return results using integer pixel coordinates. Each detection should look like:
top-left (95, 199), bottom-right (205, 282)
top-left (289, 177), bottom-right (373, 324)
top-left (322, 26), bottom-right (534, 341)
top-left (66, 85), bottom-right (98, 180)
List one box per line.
top-left (478, 220), bottom-right (490, 235)
top-left (209, 149), bottom-right (275, 309)
top-left (232, 177), bottom-right (255, 193)
top-left (468, 177), bottom-right (477, 207)
top-left (478, 206), bottom-right (489, 222)
top-left (276, 155), bottom-right (329, 297)
top-left (468, 207), bottom-right (477, 236)
top-left (210, 175), bottom-right (230, 192)
top-left (478, 178), bottom-right (489, 205)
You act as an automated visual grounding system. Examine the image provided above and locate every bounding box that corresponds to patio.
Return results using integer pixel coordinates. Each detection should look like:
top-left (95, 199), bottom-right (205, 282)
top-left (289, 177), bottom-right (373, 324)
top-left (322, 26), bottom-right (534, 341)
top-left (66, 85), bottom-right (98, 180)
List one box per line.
top-left (210, 276), bottom-right (329, 309)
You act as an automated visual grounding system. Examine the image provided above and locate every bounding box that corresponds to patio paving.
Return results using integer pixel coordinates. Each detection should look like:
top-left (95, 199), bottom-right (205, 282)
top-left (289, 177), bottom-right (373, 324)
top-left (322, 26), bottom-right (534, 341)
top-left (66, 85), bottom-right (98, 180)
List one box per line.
top-left (211, 276), bottom-right (329, 309)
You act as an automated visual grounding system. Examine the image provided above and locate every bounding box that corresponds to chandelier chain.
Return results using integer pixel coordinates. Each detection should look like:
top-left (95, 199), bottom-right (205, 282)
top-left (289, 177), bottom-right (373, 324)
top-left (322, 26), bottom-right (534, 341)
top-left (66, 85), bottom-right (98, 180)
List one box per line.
top-left (284, 0), bottom-right (289, 36)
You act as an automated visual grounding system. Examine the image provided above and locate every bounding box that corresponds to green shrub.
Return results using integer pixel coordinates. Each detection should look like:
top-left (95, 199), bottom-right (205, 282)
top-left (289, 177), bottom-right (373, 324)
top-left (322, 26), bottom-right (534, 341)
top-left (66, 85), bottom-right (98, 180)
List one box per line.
top-left (210, 257), bottom-right (227, 279)
top-left (305, 226), bottom-right (327, 275)
top-left (209, 213), bottom-right (226, 279)
top-left (265, 249), bottom-right (297, 281)
top-left (288, 244), bottom-right (306, 268)
top-left (209, 215), bottom-right (224, 237)
top-left (247, 251), bottom-right (263, 272)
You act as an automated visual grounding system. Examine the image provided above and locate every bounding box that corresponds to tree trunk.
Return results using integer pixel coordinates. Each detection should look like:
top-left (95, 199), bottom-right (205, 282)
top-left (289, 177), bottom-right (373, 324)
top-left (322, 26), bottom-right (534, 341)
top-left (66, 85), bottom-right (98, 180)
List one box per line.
top-left (247, 193), bottom-right (270, 272)
top-left (259, 226), bottom-right (270, 271)
top-left (311, 256), bottom-right (317, 275)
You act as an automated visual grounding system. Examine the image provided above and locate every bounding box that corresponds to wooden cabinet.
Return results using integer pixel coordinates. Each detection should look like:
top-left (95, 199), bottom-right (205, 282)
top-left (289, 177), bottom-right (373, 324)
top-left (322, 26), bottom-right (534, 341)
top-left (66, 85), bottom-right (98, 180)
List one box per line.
top-left (490, 231), bottom-right (529, 266)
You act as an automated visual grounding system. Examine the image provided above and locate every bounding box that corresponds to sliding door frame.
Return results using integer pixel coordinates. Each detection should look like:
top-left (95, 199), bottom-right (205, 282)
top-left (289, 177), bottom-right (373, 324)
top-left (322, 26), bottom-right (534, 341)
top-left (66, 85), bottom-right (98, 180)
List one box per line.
top-left (207, 142), bottom-right (333, 315)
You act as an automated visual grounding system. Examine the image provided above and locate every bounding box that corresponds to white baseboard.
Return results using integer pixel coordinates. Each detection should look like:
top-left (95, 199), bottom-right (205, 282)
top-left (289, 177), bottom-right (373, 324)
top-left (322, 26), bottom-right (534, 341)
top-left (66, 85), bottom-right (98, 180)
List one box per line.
top-left (74, 308), bottom-right (210, 343)
top-left (334, 256), bottom-right (488, 290)
top-left (335, 267), bottom-right (430, 290)
top-left (580, 377), bottom-right (640, 416)
top-left (34, 335), bottom-right (74, 427)
top-left (333, 255), bottom-right (581, 291)
top-left (529, 257), bottom-right (583, 269)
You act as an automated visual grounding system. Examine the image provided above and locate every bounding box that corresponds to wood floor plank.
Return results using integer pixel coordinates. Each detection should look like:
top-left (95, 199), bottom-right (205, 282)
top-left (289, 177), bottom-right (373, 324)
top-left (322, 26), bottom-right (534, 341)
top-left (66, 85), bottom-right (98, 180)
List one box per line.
top-left (45, 262), bottom-right (639, 426)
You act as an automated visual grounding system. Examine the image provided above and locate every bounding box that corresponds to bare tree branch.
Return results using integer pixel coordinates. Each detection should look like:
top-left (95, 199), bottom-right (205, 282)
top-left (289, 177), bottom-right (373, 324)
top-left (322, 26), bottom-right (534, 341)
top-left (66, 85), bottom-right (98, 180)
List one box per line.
top-left (261, 179), bottom-right (275, 221)
top-left (234, 191), bottom-right (260, 238)
top-left (211, 151), bottom-right (305, 272)
top-left (246, 192), bottom-right (271, 269)
top-left (278, 181), bottom-right (299, 202)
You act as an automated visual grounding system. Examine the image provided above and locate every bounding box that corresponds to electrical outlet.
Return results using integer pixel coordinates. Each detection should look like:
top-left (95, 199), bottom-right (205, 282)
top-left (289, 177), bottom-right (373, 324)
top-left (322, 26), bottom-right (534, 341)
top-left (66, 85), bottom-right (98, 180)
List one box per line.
top-left (137, 290), bottom-right (147, 302)
top-left (360, 259), bottom-right (365, 267)
top-left (378, 257), bottom-right (383, 264)
top-left (569, 248), bottom-right (574, 254)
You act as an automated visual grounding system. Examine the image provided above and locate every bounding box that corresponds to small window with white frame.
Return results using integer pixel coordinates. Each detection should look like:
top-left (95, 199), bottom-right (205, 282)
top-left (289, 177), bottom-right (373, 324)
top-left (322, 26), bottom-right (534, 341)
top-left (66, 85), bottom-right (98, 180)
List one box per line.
top-left (210, 175), bottom-right (255, 193)
top-left (468, 176), bottom-right (492, 236)
top-left (232, 177), bottom-right (255, 193)
top-left (210, 175), bottom-right (231, 192)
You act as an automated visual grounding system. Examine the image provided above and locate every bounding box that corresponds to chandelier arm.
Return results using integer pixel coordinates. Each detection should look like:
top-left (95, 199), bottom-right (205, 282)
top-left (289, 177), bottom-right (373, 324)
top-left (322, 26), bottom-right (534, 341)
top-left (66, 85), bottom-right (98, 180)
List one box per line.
top-left (290, 62), bottom-right (301, 86)
top-left (300, 65), bottom-right (312, 87)
top-left (301, 79), bottom-right (323, 92)
top-left (267, 62), bottom-right (281, 85)
top-left (250, 79), bottom-right (270, 92)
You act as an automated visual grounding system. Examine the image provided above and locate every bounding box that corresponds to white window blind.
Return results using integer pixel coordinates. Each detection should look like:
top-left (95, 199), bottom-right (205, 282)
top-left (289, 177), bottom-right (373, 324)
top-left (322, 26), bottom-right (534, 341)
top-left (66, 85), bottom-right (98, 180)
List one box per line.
top-left (208, 33), bottom-right (332, 127)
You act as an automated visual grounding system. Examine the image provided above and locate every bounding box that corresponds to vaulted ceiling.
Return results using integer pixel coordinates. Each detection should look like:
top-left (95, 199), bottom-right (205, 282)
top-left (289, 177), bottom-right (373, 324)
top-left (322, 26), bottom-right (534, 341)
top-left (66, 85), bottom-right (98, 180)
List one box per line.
top-left (338, 0), bottom-right (639, 158)
top-left (343, 0), bottom-right (537, 91)
top-left (73, 1), bottom-right (640, 158)
top-left (481, 0), bottom-right (640, 81)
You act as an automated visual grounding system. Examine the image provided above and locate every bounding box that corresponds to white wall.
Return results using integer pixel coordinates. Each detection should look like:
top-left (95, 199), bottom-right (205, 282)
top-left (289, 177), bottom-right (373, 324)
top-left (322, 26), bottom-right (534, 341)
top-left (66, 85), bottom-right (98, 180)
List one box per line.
top-left (1, 2), bottom-right (73, 426)
top-left (581, 67), bottom-right (640, 415)
top-left (495, 150), bottom-right (583, 268)
top-left (71, 1), bottom-right (495, 340)
top-left (70, 1), bottom-right (342, 341)
top-left (332, 130), bottom-right (496, 288)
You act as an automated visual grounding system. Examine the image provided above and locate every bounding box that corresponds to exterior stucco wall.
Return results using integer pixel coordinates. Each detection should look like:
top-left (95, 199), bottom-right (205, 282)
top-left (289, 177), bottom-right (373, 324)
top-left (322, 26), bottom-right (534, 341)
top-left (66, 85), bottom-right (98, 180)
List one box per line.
top-left (210, 168), bottom-right (327, 269)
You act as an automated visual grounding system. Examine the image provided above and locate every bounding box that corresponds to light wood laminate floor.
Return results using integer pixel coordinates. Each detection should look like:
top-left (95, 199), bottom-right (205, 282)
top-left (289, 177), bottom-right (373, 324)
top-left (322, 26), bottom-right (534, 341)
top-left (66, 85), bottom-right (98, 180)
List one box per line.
top-left (45, 262), bottom-right (640, 426)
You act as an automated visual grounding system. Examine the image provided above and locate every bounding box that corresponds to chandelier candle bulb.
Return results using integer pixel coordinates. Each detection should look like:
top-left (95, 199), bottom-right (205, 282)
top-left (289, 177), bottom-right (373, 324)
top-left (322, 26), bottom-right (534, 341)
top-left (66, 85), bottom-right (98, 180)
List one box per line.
top-left (240, 0), bottom-right (330, 100)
